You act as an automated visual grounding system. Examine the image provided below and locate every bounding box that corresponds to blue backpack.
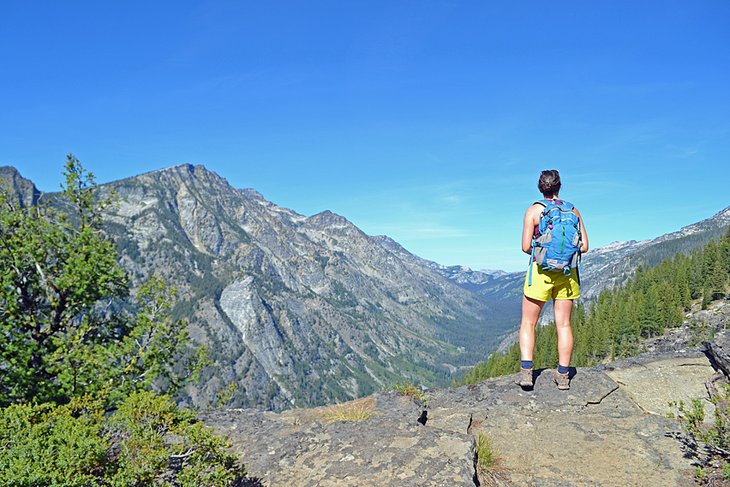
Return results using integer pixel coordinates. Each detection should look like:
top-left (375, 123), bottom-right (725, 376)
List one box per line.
top-left (527, 199), bottom-right (582, 286)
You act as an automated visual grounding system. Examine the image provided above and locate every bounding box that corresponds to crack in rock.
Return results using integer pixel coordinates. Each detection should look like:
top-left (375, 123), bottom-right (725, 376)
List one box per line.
top-left (585, 384), bottom-right (619, 406)
top-left (466, 413), bottom-right (475, 434)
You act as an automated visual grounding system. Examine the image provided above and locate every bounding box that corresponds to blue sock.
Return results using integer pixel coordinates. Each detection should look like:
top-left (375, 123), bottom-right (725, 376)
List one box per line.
top-left (558, 364), bottom-right (570, 374)
top-left (521, 360), bottom-right (533, 370)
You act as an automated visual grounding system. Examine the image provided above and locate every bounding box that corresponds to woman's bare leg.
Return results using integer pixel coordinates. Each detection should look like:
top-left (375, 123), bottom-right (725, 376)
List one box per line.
top-left (553, 299), bottom-right (574, 366)
top-left (519, 295), bottom-right (546, 361)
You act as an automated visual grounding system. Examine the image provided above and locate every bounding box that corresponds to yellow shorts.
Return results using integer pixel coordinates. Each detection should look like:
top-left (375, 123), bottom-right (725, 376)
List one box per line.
top-left (523, 262), bottom-right (581, 302)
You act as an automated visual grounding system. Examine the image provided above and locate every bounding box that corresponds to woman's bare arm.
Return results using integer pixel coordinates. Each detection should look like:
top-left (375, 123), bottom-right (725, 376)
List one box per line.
top-left (522, 204), bottom-right (542, 254)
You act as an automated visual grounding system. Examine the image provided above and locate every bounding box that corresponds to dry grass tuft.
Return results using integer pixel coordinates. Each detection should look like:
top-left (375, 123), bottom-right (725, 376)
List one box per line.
top-left (391, 383), bottom-right (427, 407)
top-left (321, 396), bottom-right (376, 423)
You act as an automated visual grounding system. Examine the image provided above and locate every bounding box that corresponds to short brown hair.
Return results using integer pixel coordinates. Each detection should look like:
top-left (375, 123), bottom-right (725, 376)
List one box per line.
top-left (538, 169), bottom-right (561, 197)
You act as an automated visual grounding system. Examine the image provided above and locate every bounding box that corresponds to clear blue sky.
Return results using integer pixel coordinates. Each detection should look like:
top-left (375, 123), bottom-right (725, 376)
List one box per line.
top-left (2, 1), bottom-right (728, 271)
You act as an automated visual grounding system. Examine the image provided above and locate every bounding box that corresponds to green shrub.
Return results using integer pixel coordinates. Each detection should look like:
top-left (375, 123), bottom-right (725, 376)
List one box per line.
top-left (0, 397), bottom-right (108, 487)
top-left (108, 390), bottom-right (244, 486)
top-left (670, 380), bottom-right (730, 484)
top-left (0, 391), bottom-right (245, 486)
top-left (476, 432), bottom-right (497, 474)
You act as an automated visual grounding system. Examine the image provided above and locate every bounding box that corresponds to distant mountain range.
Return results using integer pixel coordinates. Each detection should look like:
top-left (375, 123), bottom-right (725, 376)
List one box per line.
top-left (578, 206), bottom-right (730, 298)
top-left (2, 164), bottom-right (727, 410)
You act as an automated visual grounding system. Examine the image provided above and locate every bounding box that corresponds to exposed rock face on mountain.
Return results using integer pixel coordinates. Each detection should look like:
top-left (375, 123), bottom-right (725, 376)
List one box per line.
top-left (0, 166), bottom-right (41, 207)
top-left (29, 164), bottom-right (508, 411)
top-left (698, 302), bottom-right (730, 376)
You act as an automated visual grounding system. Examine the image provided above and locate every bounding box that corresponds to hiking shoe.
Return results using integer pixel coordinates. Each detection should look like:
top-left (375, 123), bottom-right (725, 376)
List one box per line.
top-left (553, 370), bottom-right (570, 390)
top-left (516, 368), bottom-right (533, 387)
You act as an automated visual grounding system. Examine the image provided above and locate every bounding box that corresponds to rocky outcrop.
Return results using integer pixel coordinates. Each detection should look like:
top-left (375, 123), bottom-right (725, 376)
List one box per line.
top-left (202, 349), bottom-right (716, 486)
top-left (202, 393), bottom-right (475, 486)
top-left (706, 331), bottom-right (730, 378)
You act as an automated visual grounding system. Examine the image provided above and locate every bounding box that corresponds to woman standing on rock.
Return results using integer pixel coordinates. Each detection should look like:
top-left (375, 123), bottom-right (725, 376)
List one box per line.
top-left (516, 170), bottom-right (589, 390)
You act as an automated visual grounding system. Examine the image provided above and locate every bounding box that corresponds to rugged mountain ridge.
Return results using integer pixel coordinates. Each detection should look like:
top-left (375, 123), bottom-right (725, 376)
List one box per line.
top-left (0, 165), bottom-right (511, 410)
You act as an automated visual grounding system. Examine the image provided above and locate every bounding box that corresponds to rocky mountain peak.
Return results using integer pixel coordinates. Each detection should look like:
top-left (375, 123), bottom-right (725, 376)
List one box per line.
top-left (0, 166), bottom-right (41, 207)
top-left (591, 239), bottom-right (645, 254)
top-left (478, 268), bottom-right (509, 277)
top-left (0, 165), bottom-right (22, 179)
top-left (142, 163), bottom-right (233, 190)
top-left (712, 205), bottom-right (730, 224)
top-left (652, 204), bottom-right (730, 244)
top-left (305, 209), bottom-right (352, 227)
top-left (240, 188), bottom-right (266, 201)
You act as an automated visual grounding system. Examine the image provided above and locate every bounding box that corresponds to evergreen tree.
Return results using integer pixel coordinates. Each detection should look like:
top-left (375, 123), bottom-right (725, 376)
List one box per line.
top-left (0, 156), bottom-right (128, 405)
top-left (722, 228), bottom-right (730, 274)
top-left (707, 257), bottom-right (728, 301)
